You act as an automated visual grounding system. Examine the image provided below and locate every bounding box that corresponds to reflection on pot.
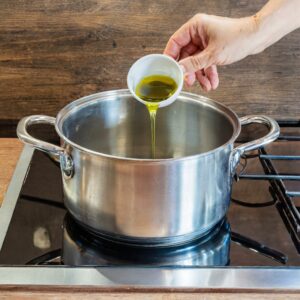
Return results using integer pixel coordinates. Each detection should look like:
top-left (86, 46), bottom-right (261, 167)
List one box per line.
top-left (62, 213), bottom-right (230, 267)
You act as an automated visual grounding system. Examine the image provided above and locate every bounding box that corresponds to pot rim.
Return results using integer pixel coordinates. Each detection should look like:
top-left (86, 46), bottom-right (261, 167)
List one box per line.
top-left (55, 89), bottom-right (241, 162)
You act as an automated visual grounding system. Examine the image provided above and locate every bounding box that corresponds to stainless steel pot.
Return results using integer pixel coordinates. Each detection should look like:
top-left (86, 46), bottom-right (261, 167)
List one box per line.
top-left (17, 89), bottom-right (280, 246)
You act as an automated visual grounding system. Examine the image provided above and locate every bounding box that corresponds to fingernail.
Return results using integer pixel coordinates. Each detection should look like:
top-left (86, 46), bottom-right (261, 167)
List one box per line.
top-left (184, 72), bottom-right (191, 80)
top-left (184, 73), bottom-right (192, 85)
top-left (179, 64), bottom-right (186, 74)
top-left (211, 78), bottom-right (219, 90)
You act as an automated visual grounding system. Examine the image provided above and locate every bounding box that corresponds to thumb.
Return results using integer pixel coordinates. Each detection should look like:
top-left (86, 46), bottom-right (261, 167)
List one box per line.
top-left (179, 49), bottom-right (213, 73)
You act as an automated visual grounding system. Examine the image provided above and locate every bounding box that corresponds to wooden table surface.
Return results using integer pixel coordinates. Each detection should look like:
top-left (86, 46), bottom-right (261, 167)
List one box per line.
top-left (0, 291), bottom-right (299, 300)
top-left (0, 138), bottom-right (23, 206)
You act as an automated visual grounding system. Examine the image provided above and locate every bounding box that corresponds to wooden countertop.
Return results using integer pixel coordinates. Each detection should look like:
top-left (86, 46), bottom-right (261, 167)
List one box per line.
top-left (0, 291), bottom-right (299, 300)
top-left (0, 138), bottom-right (299, 298)
top-left (0, 138), bottom-right (23, 206)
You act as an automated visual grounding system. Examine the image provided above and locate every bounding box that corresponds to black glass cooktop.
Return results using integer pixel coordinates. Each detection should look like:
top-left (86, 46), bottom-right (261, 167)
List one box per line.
top-left (0, 126), bottom-right (300, 266)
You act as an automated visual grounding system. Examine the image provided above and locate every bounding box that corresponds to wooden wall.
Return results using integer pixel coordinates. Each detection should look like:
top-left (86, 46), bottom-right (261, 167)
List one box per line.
top-left (0, 0), bottom-right (300, 135)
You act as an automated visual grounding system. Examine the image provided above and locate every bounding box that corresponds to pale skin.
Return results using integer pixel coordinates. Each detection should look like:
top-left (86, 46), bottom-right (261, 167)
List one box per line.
top-left (164, 0), bottom-right (300, 91)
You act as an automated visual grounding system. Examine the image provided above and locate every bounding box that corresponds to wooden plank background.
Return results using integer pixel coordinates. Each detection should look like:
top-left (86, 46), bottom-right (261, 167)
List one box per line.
top-left (0, 0), bottom-right (299, 135)
top-left (0, 139), bottom-right (22, 204)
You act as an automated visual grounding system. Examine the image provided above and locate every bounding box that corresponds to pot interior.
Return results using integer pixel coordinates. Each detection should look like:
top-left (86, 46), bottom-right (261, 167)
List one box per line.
top-left (59, 91), bottom-right (237, 159)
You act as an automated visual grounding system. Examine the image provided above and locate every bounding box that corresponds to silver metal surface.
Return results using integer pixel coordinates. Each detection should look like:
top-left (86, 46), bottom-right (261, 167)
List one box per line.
top-left (17, 115), bottom-right (64, 160)
top-left (62, 217), bottom-right (230, 266)
top-left (238, 115), bottom-right (280, 152)
top-left (0, 145), bottom-right (34, 249)
top-left (0, 146), bottom-right (299, 290)
top-left (230, 115), bottom-right (280, 173)
top-left (16, 90), bottom-right (280, 244)
top-left (0, 267), bottom-right (299, 290)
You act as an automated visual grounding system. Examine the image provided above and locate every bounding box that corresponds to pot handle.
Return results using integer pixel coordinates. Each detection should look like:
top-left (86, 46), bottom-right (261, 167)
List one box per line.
top-left (17, 115), bottom-right (64, 158)
top-left (231, 115), bottom-right (280, 174)
top-left (17, 115), bottom-right (74, 178)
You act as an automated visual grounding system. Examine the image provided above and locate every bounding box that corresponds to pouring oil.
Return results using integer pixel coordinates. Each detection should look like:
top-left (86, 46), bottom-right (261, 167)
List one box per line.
top-left (135, 75), bottom-right (177, 158)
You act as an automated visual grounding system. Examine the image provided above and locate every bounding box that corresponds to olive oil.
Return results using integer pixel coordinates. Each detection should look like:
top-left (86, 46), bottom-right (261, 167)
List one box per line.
top-left (135, 75), bottom-right (177, 158)
top-left (146, 102), bottom-right (159, 158)
top-left (135, 75), bottom-right (178, 103)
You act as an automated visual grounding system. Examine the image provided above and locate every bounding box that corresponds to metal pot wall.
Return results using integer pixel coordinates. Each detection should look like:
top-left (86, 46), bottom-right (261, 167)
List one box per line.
top-left (17, 90), bottom-right (280, 246)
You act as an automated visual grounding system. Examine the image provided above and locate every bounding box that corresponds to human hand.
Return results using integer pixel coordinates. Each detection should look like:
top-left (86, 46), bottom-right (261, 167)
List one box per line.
top-left (164, 14), bottom-right (258, 91)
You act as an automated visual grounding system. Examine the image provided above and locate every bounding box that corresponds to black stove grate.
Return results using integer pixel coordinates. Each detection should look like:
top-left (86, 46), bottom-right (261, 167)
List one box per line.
top-left (233, 120), bottom-right (300, 253)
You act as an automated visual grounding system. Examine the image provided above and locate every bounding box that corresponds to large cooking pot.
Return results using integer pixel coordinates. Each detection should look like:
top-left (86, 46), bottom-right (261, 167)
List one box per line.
top-left (17, 89), bottom-right (280, 246)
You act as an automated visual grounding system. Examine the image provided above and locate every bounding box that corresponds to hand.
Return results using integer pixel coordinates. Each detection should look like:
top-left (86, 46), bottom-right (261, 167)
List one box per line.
top-left (164, 14), bottom-right (258, 91)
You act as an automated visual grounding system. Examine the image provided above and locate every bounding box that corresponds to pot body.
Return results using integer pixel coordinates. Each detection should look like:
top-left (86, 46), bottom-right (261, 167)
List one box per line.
top-left (63, 142), bottom-right (233, 244)
top-left (17, 90), bottom-right (280, 245)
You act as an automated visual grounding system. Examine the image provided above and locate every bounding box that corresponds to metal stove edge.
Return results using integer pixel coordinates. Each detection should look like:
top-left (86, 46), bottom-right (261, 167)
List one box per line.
top-left (0, 266), bottom-right (299, 290)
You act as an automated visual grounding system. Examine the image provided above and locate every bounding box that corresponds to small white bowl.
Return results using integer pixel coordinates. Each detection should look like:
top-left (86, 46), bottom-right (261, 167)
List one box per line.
top-left (127, 54), bottom-right (184, 108)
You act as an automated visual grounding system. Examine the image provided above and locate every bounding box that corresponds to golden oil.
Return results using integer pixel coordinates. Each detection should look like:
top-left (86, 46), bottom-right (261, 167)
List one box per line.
top-left (135, 75), bottom-right (178, 103)
top-left (135, 75), bottom-right (177, 158)
top-left (146, 102), bottom-right (159, 158)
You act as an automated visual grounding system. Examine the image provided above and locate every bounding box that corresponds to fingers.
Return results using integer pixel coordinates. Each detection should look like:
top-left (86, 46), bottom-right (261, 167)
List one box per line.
top-left (184, 72), bottom-right (196, 87)
top-left (164, 14), bottom-right (219, 90)
top-left (195, 70), bottom-right (212, 92)
top-left (179, 43), bottom-right (198, 60)
top-left (164, 24), bottom-right (191, 59)
top-left (204, 65), bottom-right (219, 90)
top-left (185, 66), bottom-right (219, 91)
top-left (179, 49), bottom-right (213, 74)
top-left (179, 48), bottom-right (219, 91)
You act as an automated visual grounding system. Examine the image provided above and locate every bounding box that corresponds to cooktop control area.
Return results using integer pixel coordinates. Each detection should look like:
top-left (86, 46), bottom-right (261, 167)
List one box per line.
top-left (0, 122), bottom-right (300, 267)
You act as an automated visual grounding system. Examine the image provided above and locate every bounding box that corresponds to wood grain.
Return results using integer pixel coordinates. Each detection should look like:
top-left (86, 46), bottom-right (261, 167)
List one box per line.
top-left (0, 291), bottom-right (300, 299)
top-left (0, 0), bottom-right (299, 129)
top-left (0, 139), bottom-right (23, 206)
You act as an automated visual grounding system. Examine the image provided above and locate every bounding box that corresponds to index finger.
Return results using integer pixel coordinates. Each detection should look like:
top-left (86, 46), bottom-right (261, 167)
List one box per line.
top-left (163, 24), bottom-right (191, 60)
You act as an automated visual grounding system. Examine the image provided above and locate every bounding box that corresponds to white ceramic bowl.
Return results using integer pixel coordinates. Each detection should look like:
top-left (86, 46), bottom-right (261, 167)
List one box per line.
top-left (127, 54), bottom-right (184, 108)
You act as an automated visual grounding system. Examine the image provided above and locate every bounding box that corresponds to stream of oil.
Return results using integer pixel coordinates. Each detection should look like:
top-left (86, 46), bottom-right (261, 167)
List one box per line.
top-left (135, 75), bottom-right (177, 158)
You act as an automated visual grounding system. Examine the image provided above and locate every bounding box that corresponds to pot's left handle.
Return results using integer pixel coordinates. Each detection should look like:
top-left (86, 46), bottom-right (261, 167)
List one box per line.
top-left (17, 115), bottom-right (73, 178)
top-left (17, 115), bottom-right (64, 158)
top-left (231, 115), bottom-right (280, 175)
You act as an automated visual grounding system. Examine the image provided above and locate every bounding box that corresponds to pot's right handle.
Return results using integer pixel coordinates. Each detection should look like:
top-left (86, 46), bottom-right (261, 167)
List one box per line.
top-left (231, 115), bottom-right (280, 174)
top-left (17, 115), bottom-right (73, 178)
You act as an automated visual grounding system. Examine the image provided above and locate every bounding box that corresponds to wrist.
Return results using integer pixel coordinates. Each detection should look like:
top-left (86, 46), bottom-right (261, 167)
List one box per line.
top-left (249, 0), bottom-right (300, 55)
top-left (246, 14), bottom-right (268, 55)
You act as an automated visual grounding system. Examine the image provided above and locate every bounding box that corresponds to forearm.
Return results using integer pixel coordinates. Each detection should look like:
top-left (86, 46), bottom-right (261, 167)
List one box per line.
top-left (252, 0), bottom-right (300, 54)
